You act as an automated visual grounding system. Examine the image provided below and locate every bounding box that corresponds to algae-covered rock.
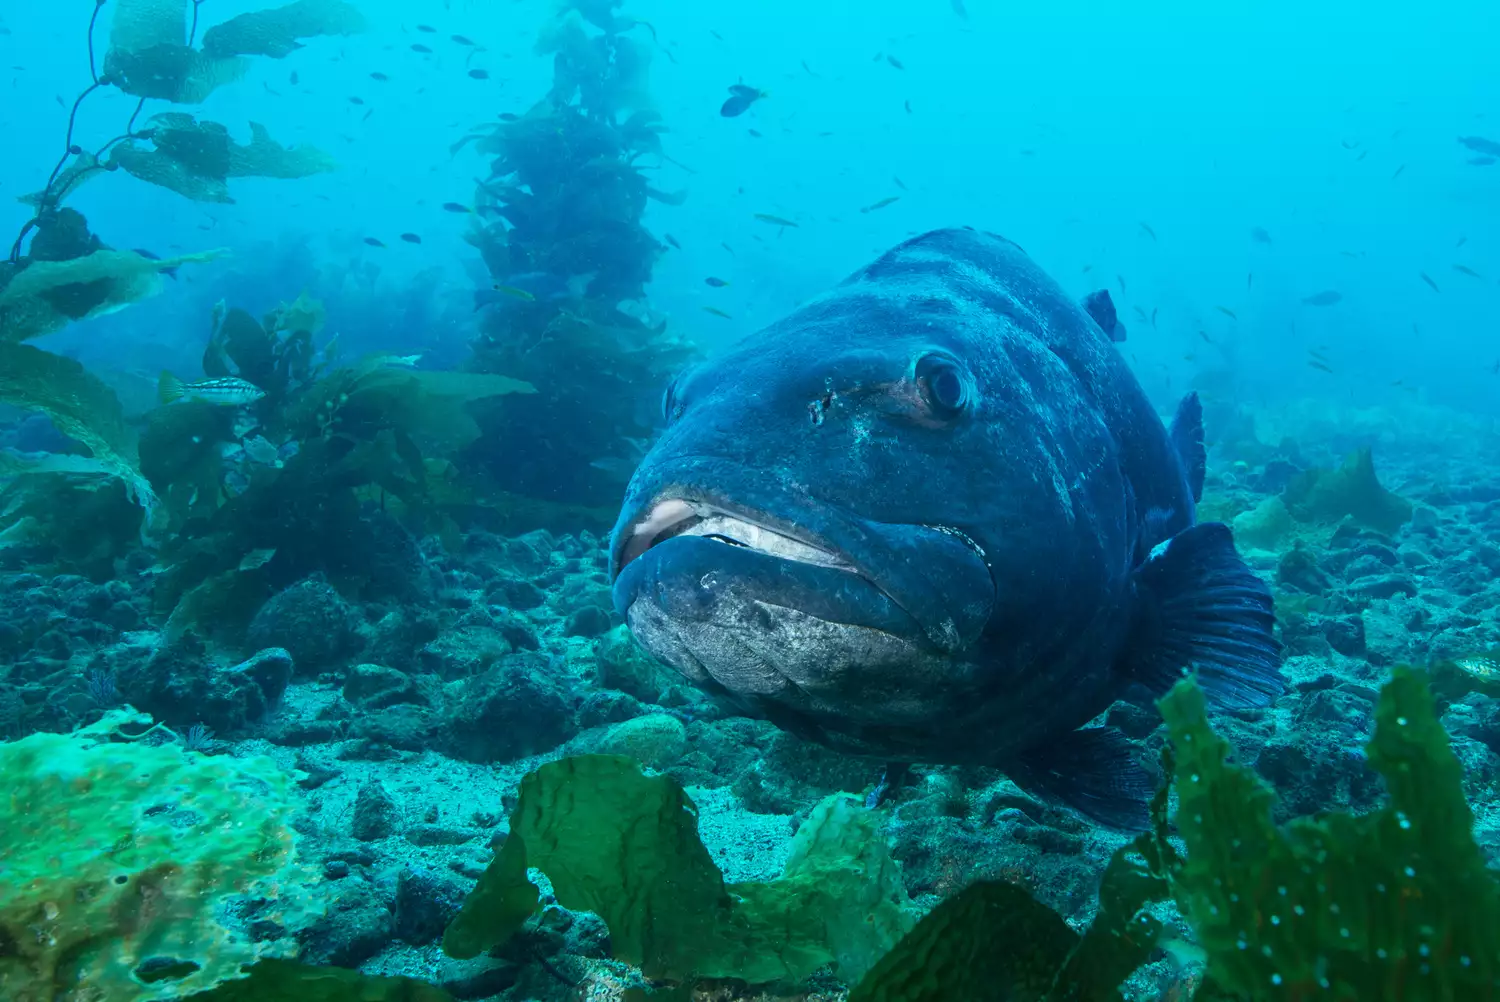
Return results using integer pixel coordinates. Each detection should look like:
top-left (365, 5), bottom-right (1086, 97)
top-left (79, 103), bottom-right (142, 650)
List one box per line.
top-left (1231, 494), bottom-right (1294, 550)
top-left (1282, 447), bottom-right (1413, 534)
top-left (599, 713), bottom-right (687, 768)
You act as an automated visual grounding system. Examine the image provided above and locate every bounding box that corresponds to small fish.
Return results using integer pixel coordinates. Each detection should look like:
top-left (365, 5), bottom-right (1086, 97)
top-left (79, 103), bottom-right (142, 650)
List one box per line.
top-left (802, 60), bottom-right (819, 77)
top-left (1458, 135), bottom-right (1500, 157)
top-left (1419, 271), bottom-right (1440, 292)
top-left (364, 237), bottom-right (386, 247)
top-left (662, 234), bottom-right (681, 250)
top-left (754, 212), bottom-right (799, 228)
top-left (1150, 307), bottom-right (1158, 330)
top-left (452, 34), bottom-right (476, 46)
top-left (1308, 359), bottom-right (1334, 373)
top-left (1356, 150), bottom-right (1368, 161)
top-left (1470, 157), bottom-right (1497, 166)
top-left (1198, 330), bottom-right (1214, 344)
top-left (416, 23), bottom-right (436, 32)
top-left (348, 96), bottom-right (365, 105)
top-left (860, 196), bottom-right (900, 213)
top-left (370, 72), bottom-right (389, 81)
top-left (1391, 163), bottom-right (1406, 179)
top-left (498, 112), bottom-right (520, 122)
top-left (468, 69), bottom-right (489, 80)
top-left (1139, 222), bottom-right (1156, 241)
top-left (748, 129), bottom-right (762, 138)
top-left (400, 233), bottom-right (422, 244)
top-left (1251, 227), bottom-right (1272, 244)
top-left (1457, 657), bottom-right (1500, 681)
top-left (159, 373), bottom-right (266, 407)
top-left (492, 284), bottom-right (536, 301)
top-left (1215, 306), bottom-right (1237, 320)
top-left (886, 54), bottom-right (904, 69)
top-left (290, 71), bottom-right (300, 85)
top-left (1454, 264), bottom-right (1482, 279)
top-left (893, 176), bottom-right (906, 190)
top-left (705, 277), bottom-right (729, 288)
top-left (1133, 306), bottom-right (1148, 323)
top-left (702, 306), bottom-right (732, 319)
top-left (952, 0), bottom-right (969, 17)
top-left (1116, 274), bottom-right (1126, 294)
top-left (1457, 236), bottom-right (1468, 248)
top-left (905, 100), bottom-right (913, 114)
top-left (1247, 272), bottom-right (1253, 290)
top-left (722, 243), bottom-right (735, 256)
top-left (1301, 290), bottom-right (1342, 306)
top-left (442, 202), bottom-right (472, 213)
top-left (411, 43), bottom-right (433, 53)
top-left (720, 84), bottom-right (765, 118)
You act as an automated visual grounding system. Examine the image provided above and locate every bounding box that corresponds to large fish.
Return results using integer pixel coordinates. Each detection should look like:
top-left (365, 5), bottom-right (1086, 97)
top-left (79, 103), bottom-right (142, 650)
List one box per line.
top-left (609, 228), bottom-right (1282, 828)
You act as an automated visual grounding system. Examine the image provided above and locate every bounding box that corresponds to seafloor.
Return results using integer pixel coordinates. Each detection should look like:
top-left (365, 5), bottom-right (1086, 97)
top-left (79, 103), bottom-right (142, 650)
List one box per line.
top-left (3, 395), bottom-right (1498, 1001)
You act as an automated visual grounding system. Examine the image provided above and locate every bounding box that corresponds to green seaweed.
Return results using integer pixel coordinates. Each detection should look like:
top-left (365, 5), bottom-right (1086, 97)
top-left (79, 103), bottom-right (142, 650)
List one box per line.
top-left (110, 116), bottom-right (337, 203)
top-left (1282, 447), bottom-right (1413, 534)
top-left (0, 341), bottom-right (150, 502)
top-left (1158, 666), bottom-right (1500, 998)
top-left (199, 0), bottom-right (366, 59)
top-left (185, 959), bottom-right (453, 1001)
top-left (444, 755), bottom-right (916, 985)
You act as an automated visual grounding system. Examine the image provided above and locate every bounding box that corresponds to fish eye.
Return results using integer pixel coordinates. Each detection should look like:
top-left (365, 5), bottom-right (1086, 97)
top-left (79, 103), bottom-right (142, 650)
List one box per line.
top-left (915, 354), bottom-right (971, 416)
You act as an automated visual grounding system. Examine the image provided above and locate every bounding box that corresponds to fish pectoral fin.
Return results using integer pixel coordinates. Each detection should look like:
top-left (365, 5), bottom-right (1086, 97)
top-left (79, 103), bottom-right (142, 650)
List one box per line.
top-left (1126, 521), bottom-right (1284, 709)
top-left (1010, 727), bottom-right (1154, 831)
top-left (1169, 392), bottom-right (1207, 503)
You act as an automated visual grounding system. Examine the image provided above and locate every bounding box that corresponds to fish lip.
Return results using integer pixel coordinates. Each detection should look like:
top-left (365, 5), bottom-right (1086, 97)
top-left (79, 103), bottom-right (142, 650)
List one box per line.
top-left (611, 490), bottom-right (864, 584)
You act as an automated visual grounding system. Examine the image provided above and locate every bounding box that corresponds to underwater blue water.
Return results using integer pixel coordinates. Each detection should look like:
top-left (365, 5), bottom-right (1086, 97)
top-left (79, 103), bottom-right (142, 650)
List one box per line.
top-left (2, 2), bottom-right (1500, 1000)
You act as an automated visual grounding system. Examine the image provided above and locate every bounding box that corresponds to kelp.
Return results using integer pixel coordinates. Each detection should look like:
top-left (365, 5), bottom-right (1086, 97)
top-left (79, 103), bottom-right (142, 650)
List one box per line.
top-left (1158, 666), bottom-right (1500, 998)
top-left (0, 342), bottom-right (150, 502)
top-left (445, 755), bottom-right (918, 985)
top-left (104, 0), bottom-right (363, 102)
top-left (110, 116), bottom-right (337, 203)
top-left (1282, 447), bottom-right (1413, 535)
top-left (0, 247), bottom-right (224, 343)
top-left (199, 0), bottom-right (367, 59)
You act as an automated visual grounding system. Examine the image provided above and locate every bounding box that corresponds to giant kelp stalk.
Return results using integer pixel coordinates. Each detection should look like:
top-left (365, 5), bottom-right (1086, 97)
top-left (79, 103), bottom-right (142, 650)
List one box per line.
top-left (461, 0), bottom-right (694, 511)
top-left (7, 0), bottom-right (363, 263)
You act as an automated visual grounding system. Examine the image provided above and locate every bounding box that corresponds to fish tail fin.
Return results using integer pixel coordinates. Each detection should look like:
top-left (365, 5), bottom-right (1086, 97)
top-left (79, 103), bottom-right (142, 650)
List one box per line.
top-left (1110, 320), bottom-right (1127, 343)
top-left (1125, 522), bottom-right (1284, 709)
top-left (1169, 392), bottom-right (1206, 503)
top-left (158, 371), bottom-right (185, 405)
top-left (1011, 727), bottom-right (1154, 830)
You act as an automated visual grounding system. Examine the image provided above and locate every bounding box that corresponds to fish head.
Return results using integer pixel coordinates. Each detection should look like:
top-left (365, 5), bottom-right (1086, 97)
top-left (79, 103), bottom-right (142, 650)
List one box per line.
top-left (609, 231), bottom-right (1121, 755)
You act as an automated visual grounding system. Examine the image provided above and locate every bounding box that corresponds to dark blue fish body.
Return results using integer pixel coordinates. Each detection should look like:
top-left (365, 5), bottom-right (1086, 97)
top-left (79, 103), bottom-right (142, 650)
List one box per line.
top-left (1302, 290), bottom-right (1342, 306)
top-left (1082, 288), bottom-right (1127, 342)
top-left (609, 228), bottom-right (1281, 828)
top-left (720, 84), bottom-right (764, 118)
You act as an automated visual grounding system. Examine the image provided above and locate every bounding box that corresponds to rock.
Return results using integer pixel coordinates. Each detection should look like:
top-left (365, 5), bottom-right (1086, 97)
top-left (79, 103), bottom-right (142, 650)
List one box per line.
top-left (298, 885), bottom-right (393, 967)
top-left (1348, 573), bottom-right (1418, 600)
top-left (489, 577), bottom-right (545, 611)
top-left (247, 578), bottom-right (363, 675)
top-left (437, 956), bottom-right (520, 1000)
top-left (1232, 496), bottom-right (1293, 551)
top-left (596, 625), bottom-right (675, 702)
top-left (112, 635), bottom-right (280, 734)
top-left (351, 780), bottom-right (399, 841)
top-left (1320, 614), bottom-right (1366, 657)
top-left (231, 647), bottom-right (294, 703)
top-left (405, 824), bottom-right (480, 847)
top-left (599, 713), bottom-right (687, 769)
top-left (394, 866), bottom-right (472, 945)
top-left (354, 704), bottom-right (438, 750)
top-left (441, 655), bottom-right (575, 762)
top-left (419, 626), bottom-right (510, 681)
top-left (342, 663), bottom-right (420, 709)
top-left (324, 860), bottom-right (351, 879)
top-left (564, 605), bottom-right (612, 638)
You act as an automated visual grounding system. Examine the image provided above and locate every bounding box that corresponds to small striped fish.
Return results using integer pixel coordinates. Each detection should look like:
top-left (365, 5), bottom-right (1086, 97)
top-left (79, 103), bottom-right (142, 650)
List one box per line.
top-left (159, 372), bottom-right (266, 407)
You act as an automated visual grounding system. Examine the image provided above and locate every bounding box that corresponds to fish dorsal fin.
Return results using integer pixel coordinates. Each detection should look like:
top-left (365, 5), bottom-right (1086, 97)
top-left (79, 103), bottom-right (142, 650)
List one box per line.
top-left (1170, 392), bottom-right (1206, 503)
top-left (1081, 289), bottom-right (1126, 342)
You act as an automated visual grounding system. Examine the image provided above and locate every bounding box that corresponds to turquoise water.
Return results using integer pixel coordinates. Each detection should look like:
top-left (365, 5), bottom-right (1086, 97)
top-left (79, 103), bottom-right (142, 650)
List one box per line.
top-left (1, 1), bottom-right (1498, 1000)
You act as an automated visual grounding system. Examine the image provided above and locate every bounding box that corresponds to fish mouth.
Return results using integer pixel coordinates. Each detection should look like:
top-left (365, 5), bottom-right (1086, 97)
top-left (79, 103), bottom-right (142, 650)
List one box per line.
top-left (613, 495), bottom-right (859, 580)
